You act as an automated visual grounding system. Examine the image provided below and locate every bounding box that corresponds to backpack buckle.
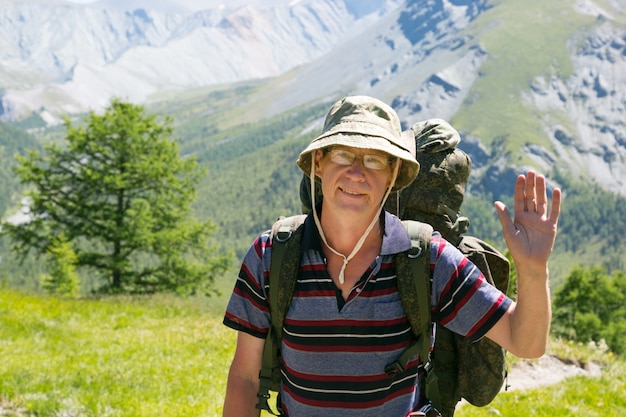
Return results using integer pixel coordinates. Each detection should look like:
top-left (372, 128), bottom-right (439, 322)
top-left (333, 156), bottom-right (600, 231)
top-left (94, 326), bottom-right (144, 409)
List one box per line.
top-left (255, 392), bottom-right (283, 416)
top-left (407, 245), bottom-right (423, 258)
top-left (410, 400), bottom-right (442, 417)
top-left (384, 361), bottom-right (405, 376)
top-left (417, 359), bottom-right (433, 378)
top-left (255, 392), bottom-right (271, 411)
top-left (274, 230), bottom-right (293, 243)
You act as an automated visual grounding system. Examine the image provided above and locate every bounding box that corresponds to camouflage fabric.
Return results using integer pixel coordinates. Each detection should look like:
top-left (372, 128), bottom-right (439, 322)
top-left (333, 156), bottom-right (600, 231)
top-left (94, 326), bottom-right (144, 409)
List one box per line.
top-left (453, 238), bottom-right (509, 408)
top-left (299, 175), bottom-right (320, 215)
top-left (385, 119), bottom-right (471, 246)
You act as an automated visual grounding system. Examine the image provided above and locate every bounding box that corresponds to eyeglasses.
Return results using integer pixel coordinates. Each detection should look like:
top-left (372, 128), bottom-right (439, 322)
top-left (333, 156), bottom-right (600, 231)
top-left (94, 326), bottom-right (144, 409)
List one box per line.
top-left (325, 148), bottom-right (395, 171)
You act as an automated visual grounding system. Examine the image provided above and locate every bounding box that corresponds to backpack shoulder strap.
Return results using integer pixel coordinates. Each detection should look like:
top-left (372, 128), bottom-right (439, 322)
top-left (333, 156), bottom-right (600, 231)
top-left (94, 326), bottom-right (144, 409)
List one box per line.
top-left (268, 215), bottom-right (308, 339)
top-left (256, 215), bottom-right (306, 414)
top-left (386, 220), bottom-right (433, 376)
top-left (395, 221), bottom-right (450, 413)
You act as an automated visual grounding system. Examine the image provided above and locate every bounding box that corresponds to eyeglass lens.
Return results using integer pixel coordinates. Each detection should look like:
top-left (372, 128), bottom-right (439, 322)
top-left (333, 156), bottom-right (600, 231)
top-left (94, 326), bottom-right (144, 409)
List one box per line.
top-left (329, 148), bottom-right (390, 170)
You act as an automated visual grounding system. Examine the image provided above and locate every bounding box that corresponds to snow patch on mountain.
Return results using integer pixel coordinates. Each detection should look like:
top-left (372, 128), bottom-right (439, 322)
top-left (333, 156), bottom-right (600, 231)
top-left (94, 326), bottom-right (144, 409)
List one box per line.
top-left (0, 0), bottom-right (403, 122)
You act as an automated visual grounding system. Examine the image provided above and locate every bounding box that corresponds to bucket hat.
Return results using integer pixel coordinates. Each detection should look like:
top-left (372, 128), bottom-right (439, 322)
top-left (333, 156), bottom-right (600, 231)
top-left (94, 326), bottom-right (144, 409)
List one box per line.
top-left (297, 95), bottom-right (419, 190)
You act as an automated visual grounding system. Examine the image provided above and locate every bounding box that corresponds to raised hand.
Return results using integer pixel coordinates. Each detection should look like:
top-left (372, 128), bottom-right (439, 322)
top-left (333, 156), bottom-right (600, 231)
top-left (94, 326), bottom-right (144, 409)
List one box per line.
top-left (494, 170), bottom-right (561, 273)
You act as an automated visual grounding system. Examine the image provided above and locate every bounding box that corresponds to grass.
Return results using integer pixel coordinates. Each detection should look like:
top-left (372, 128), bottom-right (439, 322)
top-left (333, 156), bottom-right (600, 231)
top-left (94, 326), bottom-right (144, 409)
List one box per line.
top-left (2, 285), bottom-right (625, 417)
top-left (0, 288), bottom-right (235, 417)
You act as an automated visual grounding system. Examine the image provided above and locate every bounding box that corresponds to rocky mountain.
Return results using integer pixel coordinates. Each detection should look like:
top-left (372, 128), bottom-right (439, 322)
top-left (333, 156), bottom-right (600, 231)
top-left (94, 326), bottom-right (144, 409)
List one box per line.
top-left (1, 0), bottom-right (625, 199)
top-left (0, 0), bottom-right (402, 123)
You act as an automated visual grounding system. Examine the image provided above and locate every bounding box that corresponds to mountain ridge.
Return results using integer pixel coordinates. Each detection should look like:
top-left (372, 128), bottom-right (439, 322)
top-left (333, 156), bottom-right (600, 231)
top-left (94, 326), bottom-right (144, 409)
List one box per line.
top-left (1, 0), bottom-right (626, 285)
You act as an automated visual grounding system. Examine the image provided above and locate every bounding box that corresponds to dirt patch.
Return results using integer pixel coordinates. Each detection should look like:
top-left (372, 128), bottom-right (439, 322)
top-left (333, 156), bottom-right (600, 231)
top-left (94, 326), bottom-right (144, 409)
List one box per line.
top-left (503, 354), bottom-right (602, 392)
top-left (0, 397), bottom-right (27, 417)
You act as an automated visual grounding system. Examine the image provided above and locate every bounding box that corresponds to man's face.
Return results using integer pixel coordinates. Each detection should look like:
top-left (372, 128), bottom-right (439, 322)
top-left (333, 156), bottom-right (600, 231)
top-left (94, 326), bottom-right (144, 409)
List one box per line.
top-left (314, 146), bottom-right (396, 217)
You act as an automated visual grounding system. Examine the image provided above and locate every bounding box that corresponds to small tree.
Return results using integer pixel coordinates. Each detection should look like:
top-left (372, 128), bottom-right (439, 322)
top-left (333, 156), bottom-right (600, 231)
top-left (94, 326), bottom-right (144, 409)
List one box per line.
top-left (2, 99), bottom-right (230, 295)
top-left (40, 234), bottom-right (80, 297)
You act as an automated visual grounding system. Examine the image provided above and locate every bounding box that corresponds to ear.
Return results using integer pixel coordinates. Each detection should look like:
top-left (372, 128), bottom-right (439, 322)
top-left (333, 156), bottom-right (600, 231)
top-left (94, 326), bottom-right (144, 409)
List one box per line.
top-left (388, 159), bottom-right (401, 187)
top-left (314, 150), bottom-right (324, 177)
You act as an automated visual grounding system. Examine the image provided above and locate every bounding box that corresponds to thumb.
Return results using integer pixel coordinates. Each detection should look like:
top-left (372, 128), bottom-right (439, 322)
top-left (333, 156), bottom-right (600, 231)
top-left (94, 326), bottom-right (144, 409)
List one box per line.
top-left (494, 201), bottom-right (515, 237)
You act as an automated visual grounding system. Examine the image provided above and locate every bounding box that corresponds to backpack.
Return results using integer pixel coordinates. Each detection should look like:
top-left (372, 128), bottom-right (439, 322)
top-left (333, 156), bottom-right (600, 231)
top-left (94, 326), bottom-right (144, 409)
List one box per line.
top-left (258, 118), bottom-right (510, 416)
top-left (384, 119), bottom-right (510, 416)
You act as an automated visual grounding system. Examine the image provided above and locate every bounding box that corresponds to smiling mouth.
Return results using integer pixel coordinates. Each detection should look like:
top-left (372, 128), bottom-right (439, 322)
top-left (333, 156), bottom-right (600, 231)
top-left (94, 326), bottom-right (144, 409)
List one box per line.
top-left (340, 187), bottom-right (362, 196)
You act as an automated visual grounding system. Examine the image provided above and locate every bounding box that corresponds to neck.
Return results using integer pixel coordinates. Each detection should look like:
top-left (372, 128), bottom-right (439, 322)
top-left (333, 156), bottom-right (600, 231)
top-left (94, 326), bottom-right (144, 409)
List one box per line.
top-left (319, 207), bottom-right (383, 255)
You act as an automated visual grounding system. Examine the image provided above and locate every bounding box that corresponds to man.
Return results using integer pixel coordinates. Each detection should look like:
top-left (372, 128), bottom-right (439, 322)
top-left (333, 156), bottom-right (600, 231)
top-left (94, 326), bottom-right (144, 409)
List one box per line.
top-left (222, 95), bottom-right (561, 416)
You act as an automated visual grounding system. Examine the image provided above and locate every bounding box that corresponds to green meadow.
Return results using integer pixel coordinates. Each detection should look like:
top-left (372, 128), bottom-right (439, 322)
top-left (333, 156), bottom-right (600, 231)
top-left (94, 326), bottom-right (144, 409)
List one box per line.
top-left (1, 286), bottom-right (624, 417)
top-left (0, 287), bottom-right (234, 417)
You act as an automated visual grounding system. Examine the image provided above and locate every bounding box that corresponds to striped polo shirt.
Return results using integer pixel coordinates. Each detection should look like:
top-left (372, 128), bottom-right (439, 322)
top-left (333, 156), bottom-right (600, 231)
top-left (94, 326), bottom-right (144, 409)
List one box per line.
top-left (223, 212), bottom-right (511, 416)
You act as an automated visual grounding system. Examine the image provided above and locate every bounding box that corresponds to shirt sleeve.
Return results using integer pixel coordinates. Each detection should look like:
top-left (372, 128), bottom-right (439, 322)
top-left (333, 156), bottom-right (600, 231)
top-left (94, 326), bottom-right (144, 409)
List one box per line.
top-left (430, 235), bottom-right (512, 341)
top-left (223, 232), bottom-right (272, 339)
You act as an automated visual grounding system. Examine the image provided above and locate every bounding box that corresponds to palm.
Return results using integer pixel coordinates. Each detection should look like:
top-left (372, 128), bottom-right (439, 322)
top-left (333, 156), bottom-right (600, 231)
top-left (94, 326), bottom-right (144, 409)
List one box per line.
top-left (495, 171), bottom-right (561, 269)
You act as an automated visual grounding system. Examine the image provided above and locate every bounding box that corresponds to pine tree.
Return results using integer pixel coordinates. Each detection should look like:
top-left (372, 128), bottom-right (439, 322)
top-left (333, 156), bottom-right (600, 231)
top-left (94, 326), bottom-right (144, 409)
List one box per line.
top-left (2, 99), bottom-right (230, 295)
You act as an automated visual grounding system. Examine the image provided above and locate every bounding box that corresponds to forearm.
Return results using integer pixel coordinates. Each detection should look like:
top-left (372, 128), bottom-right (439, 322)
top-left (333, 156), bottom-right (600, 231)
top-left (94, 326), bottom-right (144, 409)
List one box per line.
top-left (223, 331), bottom-right (265, 417)
top-left (490, 170), bottom-right (560, 358)
top-left (223, 372), bottom-right (261, 417)
top-left (508, 264), bottom-right (551, 358)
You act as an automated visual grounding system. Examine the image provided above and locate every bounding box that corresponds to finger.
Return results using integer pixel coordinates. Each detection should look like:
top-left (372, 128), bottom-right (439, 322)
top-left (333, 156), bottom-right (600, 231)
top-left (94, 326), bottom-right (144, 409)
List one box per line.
top-left (549, 187), bottom-right (562, 224)
top-left (524, 170), bottom-right (537, 212)
top-left (494, 200), bottom-right (516, 237)
top-left (535, 174), bottom-right (548, 216)
top-left (513, 174), bottom-right (526, 214)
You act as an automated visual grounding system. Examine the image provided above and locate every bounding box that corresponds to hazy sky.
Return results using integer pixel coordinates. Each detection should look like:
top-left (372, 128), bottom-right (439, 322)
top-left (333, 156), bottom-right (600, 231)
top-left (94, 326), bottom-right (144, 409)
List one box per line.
top-left (63, 0), bottom-right (276, 9)
top-left (64, 0), bottom-right (286, 7)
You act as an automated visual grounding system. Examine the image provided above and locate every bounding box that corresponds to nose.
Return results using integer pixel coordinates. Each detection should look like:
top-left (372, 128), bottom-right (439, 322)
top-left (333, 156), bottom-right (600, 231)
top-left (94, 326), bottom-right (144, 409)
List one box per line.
top-left (346, 157), bottom-right (367, 177)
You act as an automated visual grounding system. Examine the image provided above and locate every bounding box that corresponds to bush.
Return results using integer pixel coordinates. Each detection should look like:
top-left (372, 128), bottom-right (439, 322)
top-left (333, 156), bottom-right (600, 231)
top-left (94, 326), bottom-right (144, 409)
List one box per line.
top-left (552, 265), bottom-right (626, 355)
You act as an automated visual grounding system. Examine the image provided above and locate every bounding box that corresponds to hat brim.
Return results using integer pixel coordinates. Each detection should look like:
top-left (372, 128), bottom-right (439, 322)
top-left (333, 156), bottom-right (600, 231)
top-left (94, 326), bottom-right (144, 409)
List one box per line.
top-left (297, 133), bottom-right (419, 191)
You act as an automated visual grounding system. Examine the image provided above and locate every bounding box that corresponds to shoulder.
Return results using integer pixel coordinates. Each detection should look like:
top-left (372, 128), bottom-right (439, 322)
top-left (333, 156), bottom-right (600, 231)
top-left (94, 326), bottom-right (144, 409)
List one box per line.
top-left (429, 234), bottom-right (482, 293)
top-left (240, 229), bottom-right (273, 270)
top-left (245, 213), bottom-right (317, 264)
top-left (429, 233), bottom-right (463, 262)
top-left (381, 212), bottom-right (417, 255)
